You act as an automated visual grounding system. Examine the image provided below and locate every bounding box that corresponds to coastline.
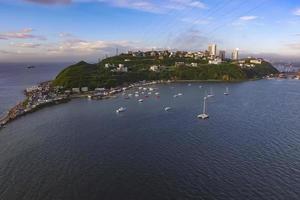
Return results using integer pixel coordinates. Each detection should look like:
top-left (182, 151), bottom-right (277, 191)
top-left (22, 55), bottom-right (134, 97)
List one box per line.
top-left (0, 80), bottom-right (167, 128)
top-left (0, 77), bottom-right (267, 129)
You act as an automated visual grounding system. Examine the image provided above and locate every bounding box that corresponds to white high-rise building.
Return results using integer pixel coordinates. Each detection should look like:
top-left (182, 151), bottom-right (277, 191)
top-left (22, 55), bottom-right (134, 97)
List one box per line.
top-left (208, 44), bottom-right (217, 57)
top-left (232, 48), bottom-right (239, 60)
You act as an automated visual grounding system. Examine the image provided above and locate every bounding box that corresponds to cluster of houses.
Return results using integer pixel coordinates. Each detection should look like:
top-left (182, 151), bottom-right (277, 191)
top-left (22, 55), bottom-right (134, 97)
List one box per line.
top-left (1, 82), bottom-right (69, 126)
top-left (127, 50), bottom-right (216, 60)
top-left (237, 58), bottom-right (263, 68)
top-left (105, 63), bottom-right (128, 72)
top-left (24, 82), bottom-right (68, 111)
top-left (102, 46), bottom-right (265, 74)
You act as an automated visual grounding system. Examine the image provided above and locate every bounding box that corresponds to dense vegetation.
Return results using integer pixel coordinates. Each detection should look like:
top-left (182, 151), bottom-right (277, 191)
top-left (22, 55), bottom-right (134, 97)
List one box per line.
top-left (53, 54), bottom-right (278, 89)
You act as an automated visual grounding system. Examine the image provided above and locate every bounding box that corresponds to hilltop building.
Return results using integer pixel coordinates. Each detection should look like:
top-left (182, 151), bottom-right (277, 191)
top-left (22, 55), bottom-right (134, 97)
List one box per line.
top-left (149, 65), bottom-right (159, 72)
top-left (115, 64), bottom-right (128, 72)
top-left (232, 48), bottom-right (239, 60)
top-left (219, 50), bottom-right (226, 60)
top-left (209, 58), bottom-right (222, 65)
top-left (208, 44), bottom-right (217, 57)
top-left (250, 58), bottom-right (263, 64)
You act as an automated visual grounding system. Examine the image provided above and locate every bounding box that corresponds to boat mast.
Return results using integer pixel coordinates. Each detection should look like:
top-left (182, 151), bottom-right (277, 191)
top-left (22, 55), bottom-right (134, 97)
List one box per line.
top-left (203, 97), bottom-right (206, 114)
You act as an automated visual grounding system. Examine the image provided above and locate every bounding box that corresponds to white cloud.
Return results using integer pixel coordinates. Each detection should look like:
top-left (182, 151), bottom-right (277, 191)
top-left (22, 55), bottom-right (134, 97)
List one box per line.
top-left (0, 28), bottom-right (46, 40)
top-left (232, 16), bottom-right (259, 27)
top-left (181, 18), bottom-right (210, 25)
top-left (58, 32), bottom-right (74, 37)
top-left (96, 0), bottom-right (206, 13)
top-left (239, 16), bottom-right (258, 21)
top-left (10, 42), bottom-right (42, 48)
top-left (286, 42), bottom-right (300, 50)
top-left (46, 38), bottom-right (142, 55)
top-left (24, 0), bottom-right (71, 4)
top-left (293, 8), bottom-right (300, 16)
top-left (22, 0), bottom-right (206, 13)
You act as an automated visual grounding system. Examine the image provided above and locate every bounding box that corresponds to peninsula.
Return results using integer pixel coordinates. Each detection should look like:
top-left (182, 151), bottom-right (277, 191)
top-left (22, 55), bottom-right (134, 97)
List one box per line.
top-left (1, 50), bottom-right (278, 128)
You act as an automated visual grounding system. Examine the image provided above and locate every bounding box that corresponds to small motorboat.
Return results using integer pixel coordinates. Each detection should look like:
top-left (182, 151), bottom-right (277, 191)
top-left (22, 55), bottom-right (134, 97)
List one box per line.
top-left (138, 99), bottom-right (144, 103)
top-left (116, 107), bottom-right (126, 113)
top-left (164, 107), bottom-right (171, 111)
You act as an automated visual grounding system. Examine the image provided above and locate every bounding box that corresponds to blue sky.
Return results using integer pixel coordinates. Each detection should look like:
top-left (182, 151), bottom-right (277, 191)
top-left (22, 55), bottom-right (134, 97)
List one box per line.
top-left (0, 0), bottom-right (300, 62)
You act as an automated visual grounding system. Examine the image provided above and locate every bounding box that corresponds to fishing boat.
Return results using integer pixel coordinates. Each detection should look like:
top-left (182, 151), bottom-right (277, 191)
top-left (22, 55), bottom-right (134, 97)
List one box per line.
top-left (197, 97), bottom-right (209, 119)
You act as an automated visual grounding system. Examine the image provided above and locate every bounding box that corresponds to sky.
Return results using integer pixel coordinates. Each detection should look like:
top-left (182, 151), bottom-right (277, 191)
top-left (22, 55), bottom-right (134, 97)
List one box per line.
top-left (0, 0), bottom-right (300, 62)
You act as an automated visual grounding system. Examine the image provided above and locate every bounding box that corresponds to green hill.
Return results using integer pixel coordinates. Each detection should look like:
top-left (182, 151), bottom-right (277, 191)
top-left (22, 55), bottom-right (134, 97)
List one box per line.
top-left (53, 55), bottom-right (278, 89)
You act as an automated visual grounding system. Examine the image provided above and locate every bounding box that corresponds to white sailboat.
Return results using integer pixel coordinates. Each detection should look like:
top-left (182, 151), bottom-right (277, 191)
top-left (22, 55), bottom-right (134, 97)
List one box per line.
top-left (224, 87), bottom-right (229, 95)
top-left (197, 97), bottom-right (209, 119)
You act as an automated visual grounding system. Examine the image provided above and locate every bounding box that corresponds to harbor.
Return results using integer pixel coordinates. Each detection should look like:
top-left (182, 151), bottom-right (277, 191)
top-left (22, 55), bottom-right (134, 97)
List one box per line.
top-left (0, 80), bottom-right (171, 128)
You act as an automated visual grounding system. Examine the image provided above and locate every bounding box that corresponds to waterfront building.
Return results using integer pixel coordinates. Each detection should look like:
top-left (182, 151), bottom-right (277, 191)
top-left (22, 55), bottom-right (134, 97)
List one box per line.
top-left (95, 88), bottom-right (106, 92)
top-left (72, 88), bottom-right (80, 93)
top-left (81, 87), bottom-right (89, 92)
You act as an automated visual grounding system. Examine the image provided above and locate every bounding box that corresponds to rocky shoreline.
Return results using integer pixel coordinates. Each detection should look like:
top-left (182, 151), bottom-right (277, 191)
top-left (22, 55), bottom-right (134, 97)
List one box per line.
top-left (0, 80), bottom-right (169, 129)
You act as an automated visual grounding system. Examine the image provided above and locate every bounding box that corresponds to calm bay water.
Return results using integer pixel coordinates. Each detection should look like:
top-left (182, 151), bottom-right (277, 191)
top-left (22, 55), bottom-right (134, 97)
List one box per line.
top-left (0, 79), bottom-right (300, 200)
